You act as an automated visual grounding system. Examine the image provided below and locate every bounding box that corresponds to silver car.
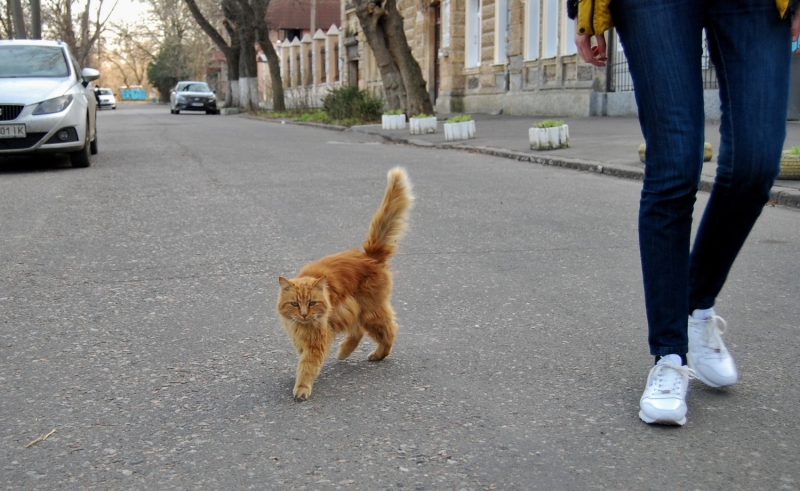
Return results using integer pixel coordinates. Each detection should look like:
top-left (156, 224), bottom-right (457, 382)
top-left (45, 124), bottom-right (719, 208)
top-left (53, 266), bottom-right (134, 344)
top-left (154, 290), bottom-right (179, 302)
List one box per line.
top-left (169, 81), bottom-right (218, 115)
top-left (0, 39), bottom-right (100, 168)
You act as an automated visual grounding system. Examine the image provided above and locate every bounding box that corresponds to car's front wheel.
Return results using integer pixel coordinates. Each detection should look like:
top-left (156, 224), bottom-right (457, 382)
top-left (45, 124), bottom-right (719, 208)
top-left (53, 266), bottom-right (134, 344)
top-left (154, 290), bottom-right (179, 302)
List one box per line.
top-left (70, 121), bottom-right (92, 168)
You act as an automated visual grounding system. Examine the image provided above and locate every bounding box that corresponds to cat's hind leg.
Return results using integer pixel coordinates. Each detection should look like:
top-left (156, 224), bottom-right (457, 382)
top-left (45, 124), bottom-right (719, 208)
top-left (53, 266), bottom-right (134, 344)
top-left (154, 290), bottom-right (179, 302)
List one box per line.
top-left (336, 326), bottom-right (364, 360)
top-left (361, 302), bottom-right (397, 361)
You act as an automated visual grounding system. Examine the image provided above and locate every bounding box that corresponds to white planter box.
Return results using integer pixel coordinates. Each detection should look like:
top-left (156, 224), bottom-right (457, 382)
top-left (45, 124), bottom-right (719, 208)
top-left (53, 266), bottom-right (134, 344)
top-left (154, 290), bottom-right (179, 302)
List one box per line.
top-left (444, 120), bottom-right (476, 141)
top-left (382, 114), bottom-right (406, 130)
top-left (410, 116), bottom-right (437, 134)
top-left (529, 124), bottom-right (569, 150)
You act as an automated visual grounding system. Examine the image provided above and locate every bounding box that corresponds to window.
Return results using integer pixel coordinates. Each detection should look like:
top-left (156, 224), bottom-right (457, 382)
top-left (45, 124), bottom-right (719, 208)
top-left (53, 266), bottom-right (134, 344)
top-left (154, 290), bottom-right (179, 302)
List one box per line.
top-left (562, 7), bottom-right (577, 55)
top-left (495, 0), bottom-right (509, 64)
top-left (543, 0), bottom-right (558, 58)
top-left (525, 0), bottom-right (540, 60)
top-left (466, 0), bottom-right (481, 67)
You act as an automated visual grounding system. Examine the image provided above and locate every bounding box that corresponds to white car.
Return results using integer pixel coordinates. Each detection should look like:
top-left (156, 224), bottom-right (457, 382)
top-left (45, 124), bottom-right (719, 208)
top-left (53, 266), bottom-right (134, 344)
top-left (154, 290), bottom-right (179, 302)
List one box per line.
top-left (97, 88), bottom-right (116, 110)
top-left (0, 39), bottom-right (100, 168)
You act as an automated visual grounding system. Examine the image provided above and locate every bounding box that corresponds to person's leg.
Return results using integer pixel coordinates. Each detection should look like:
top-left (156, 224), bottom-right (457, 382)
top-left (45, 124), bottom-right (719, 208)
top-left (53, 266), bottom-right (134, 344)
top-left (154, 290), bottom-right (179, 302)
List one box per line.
top-left (686, 0), bottom-right (791, 388)
top-left (689, 0), bottom-right (792, 310)
top-left (611, 0), bottom-right (706, 358)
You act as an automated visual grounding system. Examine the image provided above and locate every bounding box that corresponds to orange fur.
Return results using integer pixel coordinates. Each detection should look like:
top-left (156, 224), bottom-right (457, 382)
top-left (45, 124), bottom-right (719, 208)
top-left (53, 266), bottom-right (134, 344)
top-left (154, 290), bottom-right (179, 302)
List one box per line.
top-left (276, 168), bottom-right (413, 399)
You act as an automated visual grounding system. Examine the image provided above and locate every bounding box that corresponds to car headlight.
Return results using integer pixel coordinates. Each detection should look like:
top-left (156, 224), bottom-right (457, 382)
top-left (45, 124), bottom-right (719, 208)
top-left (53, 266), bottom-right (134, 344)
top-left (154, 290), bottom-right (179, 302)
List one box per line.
top-left (33, 95), bottom-right (74, 115)
top-left (176, 95), bottom-right (186, 103)
top-left (208, 94), bottom-right (216, 101)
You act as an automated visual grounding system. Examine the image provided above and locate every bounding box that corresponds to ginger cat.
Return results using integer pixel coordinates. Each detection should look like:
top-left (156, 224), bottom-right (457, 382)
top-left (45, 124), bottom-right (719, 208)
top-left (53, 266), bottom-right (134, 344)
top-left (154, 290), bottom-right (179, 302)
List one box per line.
top-left (277, 167), bottom-right (413, 400)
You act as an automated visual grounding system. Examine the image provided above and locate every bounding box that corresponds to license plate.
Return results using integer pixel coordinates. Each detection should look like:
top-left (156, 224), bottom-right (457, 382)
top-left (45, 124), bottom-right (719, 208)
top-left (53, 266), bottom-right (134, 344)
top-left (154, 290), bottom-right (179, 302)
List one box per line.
top-left (0, 124), bottom-right (26, 138)
top-left (191, 102), bottom-right (204, 107)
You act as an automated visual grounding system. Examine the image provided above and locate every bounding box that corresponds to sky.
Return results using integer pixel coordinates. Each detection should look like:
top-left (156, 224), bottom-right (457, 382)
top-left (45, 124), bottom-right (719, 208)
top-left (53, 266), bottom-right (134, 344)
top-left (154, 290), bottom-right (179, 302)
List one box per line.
top-left (103, 0), bottom-right (150, 25)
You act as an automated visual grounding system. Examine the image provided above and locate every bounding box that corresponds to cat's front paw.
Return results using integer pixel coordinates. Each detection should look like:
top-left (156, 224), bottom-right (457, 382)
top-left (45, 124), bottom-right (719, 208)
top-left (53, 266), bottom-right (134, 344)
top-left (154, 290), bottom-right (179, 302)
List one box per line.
top-left (293, 385), bottom-right (311, 400)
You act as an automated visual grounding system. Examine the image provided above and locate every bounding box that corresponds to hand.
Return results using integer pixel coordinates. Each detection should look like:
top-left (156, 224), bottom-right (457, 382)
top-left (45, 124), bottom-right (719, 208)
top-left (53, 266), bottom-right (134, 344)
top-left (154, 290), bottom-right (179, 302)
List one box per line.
top-left (793, 8), bottom-right (800, 53)
top-left (575, 32), bottom-right (608, 67)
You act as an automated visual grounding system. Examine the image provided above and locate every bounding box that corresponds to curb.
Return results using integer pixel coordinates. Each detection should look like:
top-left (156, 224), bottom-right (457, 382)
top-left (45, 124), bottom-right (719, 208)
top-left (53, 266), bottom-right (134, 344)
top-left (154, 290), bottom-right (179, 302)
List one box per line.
top-left (355, 127), bottom-right (800, 210)
top-left (241, 114), bottom-right (800, 210)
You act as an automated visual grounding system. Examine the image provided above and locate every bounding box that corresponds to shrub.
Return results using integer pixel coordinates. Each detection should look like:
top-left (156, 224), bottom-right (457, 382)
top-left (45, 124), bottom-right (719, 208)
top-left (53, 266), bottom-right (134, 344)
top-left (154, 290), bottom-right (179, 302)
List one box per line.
top-left (322, 86), bottom-right (383, 123)
top-left (533, 119), bottom-right (565, 128)
top-left (384, 109), bottom-right (404, 115)
top-left (446, 114), bottom-right (472, 123)
top-left (788, 145), bottom-right (800, 155)
top-left (415, 113), bottom-right (433, 119)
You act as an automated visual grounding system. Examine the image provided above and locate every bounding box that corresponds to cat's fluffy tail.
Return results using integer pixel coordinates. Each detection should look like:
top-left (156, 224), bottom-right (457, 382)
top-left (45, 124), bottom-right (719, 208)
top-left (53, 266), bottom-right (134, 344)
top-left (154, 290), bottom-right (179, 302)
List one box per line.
top-left (363, 167), bottom-right (414, 263)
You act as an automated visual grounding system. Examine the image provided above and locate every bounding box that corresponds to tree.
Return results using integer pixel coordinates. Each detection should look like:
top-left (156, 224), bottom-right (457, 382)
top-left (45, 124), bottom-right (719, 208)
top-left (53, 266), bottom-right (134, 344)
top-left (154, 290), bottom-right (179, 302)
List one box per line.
top-left (147, 40), bottom-right (190, 100)
top-left (351, 0), bottom-right (432, 117)
top-left (141, 0), bottom-right (215, 100)
top-left (183, 0), bottom-right (241, 108)
top-left (184, 0), bottom-right (285, 112)
top-left (104, 22), bottom-right (157, 88)
top-left (42, 0), bottom-right (119, 66)
top-left (243, 0), bottom-right (284, 112)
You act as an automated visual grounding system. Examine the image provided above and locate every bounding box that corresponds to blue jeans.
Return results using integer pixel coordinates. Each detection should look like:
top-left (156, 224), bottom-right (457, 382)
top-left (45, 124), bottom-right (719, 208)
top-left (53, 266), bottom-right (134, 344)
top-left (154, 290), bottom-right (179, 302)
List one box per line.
top-left (610, 0), bottom-right (792, 356)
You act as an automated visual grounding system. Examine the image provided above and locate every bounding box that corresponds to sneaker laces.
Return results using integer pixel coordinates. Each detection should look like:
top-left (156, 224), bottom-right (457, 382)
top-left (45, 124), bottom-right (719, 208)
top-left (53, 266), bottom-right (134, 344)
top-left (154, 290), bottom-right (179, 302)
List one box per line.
top-left (647, 362), bottom-right (696, 396)
top-left (696, 315), bottom-right (729, 355)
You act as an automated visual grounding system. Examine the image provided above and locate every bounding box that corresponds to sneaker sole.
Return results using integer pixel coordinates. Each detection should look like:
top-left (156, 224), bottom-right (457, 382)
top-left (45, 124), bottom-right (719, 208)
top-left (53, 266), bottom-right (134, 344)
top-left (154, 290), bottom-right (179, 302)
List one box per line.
top-left (638, 410), bottom-right (687, 426)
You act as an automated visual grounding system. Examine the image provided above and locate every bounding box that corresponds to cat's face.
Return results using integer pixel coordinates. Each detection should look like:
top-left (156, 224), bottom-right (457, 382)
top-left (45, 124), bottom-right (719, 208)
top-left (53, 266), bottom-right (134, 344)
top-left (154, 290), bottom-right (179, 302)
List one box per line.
top-left (277, 276), bottom-right (329, 325)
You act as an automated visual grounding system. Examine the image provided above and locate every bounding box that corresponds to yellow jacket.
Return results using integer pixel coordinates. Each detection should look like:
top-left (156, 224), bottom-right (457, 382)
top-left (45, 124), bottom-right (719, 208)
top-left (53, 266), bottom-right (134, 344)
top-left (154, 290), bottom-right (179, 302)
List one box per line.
top-left (576, 0), bottom-right (791, 36)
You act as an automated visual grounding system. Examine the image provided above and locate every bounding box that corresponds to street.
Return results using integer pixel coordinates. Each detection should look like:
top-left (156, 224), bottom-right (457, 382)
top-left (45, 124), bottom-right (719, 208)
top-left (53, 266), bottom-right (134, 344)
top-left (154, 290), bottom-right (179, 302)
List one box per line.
top-left (1, 104), bottom-right (799, 490)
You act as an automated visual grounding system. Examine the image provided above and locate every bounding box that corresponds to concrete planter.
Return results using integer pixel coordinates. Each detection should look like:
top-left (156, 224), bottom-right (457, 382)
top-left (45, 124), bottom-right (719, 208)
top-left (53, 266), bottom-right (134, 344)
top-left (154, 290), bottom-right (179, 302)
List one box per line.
top-left (529, 124), bottom-right (569, 150)
top-left (444, 120), bottom-right (475, 141)
top-left (382, 114), bottom-right (406, 130)
top-left (410, 116), bottom-right (437, 134)
top-left (778, 153), bottom-right (800, 180)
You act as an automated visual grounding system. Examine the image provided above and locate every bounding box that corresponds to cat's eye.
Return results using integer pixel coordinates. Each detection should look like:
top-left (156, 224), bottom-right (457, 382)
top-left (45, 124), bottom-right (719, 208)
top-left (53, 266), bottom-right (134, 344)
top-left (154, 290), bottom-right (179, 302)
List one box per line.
top-left (290, 302), bottom-right (299, 307)
top-left (308, 301), bottom-right (316, 306)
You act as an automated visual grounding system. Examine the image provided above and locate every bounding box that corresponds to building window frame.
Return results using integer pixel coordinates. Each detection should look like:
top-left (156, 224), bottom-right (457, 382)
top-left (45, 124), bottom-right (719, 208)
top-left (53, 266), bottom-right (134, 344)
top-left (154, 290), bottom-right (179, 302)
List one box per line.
top-left (495, 0), bottom-right (509, 64)
top-left (466, 0), bottom-right (482, 67)
top-left (525, 0), bottom-right (540, 61)
top-left (543, 0), bottom-right (558, 59)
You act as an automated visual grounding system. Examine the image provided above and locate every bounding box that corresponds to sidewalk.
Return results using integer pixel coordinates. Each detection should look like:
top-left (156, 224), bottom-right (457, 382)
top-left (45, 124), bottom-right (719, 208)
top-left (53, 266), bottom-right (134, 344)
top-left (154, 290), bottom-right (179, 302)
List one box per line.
top-left (351, 114), bottom-right (800, 209)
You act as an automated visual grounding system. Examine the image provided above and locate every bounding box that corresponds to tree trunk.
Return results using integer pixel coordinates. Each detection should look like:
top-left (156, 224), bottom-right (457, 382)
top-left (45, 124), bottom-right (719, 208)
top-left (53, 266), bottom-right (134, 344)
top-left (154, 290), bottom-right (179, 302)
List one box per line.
top-left (10, 0), bottom-right (26, 39)
top-left (352, 0), bottom-right (433, 117)
top-left (251, 0), bottom-right (285, 111)
top-left (183, 0), bottom-right (240, 108)
top-left (237, 17), bottom-right (259, 112)
top-left (258, 37), bottom-right (285, 111)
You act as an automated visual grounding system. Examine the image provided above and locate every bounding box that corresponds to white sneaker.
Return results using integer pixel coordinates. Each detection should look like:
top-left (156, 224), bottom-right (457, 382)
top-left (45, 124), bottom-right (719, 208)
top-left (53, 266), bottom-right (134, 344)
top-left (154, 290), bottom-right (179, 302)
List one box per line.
top-left (687, 309), bottom-right (738, 387)
top-left (639, 354), bottom-right (696, 426)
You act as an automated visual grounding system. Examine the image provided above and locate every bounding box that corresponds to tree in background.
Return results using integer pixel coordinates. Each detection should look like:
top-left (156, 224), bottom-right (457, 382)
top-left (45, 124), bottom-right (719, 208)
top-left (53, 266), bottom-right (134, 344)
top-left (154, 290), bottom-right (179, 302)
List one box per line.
top-left (184, 0), bottom-right (282, 112)
top-left (351, 0), bottom-right (432, 117)
top-left (142, 0), bottom-right (214, 101)
top-left (147, 40), bottom-right (190, 100)
top-left (103, 23), bottom-right (156, 89)
top-left (41, 0), bottom-right (118, 66)
top-left (241, 0), bottom-right (284, 112)
top-left (184, 0), bottom-right (239, 108)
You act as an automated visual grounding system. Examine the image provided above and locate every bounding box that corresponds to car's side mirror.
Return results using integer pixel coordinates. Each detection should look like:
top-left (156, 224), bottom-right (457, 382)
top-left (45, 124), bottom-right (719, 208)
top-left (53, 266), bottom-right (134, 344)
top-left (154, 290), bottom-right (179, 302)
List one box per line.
top-left (81, 67), bottom-right (100, 87)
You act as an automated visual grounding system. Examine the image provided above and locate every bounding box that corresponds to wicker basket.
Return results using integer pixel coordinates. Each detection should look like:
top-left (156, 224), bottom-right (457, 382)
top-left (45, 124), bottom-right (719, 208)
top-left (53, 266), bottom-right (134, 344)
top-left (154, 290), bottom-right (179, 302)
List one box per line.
top-left (778, 153), bottom-right (800, 180)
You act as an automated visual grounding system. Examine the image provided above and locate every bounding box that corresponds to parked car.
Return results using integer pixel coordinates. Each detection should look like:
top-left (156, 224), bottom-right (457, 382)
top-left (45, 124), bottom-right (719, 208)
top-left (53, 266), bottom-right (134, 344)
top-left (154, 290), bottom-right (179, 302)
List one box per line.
top-left (96, 87), bottom-right (116, 109)
top-left (169, 81), bottom-right (218, 115)
top-left (0, 39), bottom-right (100, 168)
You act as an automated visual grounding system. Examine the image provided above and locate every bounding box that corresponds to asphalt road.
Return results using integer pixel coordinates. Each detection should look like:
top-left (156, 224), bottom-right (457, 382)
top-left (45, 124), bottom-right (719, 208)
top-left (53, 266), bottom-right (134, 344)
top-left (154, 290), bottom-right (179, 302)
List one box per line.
top-left (1, 104), bottom-right (799, 490)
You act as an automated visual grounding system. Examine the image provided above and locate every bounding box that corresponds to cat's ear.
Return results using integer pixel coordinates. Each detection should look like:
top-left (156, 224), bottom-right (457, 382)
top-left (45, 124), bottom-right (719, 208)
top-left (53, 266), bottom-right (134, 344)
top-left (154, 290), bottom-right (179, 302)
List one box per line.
top-left (313, 276), bottom-right (328, 291)
top-left (278, 276), bottom-right (293, 291)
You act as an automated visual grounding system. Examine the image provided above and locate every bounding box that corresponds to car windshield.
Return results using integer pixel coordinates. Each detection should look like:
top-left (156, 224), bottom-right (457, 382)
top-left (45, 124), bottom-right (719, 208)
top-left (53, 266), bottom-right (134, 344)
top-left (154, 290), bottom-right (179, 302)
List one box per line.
top-left (0, 45), bottom-right (69, 78)
top-left (100, 89), bottom-right (113, 95)
top-left (179, 82), bottom-right (211, 92)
